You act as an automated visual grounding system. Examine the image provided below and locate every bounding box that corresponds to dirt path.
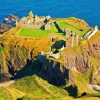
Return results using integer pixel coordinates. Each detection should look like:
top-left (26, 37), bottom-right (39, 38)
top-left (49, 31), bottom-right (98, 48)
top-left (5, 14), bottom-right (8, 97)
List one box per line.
top-left (92, 85), bottom-right (100, 91)
top-left (0, 80), bottom-right (25, 100)
top-left (86, 84), bottom-right (100, 93)
top-left (0, 80), bottom-right (15, 87)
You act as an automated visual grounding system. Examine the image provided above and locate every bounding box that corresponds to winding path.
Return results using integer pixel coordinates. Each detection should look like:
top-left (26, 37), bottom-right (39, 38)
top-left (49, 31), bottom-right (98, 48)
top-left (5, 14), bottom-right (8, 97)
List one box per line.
top-left (0, 80), bottom-right (15, 87)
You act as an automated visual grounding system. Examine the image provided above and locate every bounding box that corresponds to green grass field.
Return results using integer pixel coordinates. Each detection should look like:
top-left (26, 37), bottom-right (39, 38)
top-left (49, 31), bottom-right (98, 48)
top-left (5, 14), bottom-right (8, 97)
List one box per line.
top-left (19, 28), bottom-right (53, 37)
top-left (50, 24), bottom-right (58, 32)
top-left (18, 28), bottom-right (66, 40)
top-left (58, 21), bottom-right (88, 36)
top-left (18, 20), bottom-right (88, 38)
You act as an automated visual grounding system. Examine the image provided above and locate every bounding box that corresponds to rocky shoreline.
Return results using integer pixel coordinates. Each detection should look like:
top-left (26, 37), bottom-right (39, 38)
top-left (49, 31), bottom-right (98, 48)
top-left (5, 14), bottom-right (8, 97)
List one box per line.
top-left (0, 14), bottom-right (19, 34)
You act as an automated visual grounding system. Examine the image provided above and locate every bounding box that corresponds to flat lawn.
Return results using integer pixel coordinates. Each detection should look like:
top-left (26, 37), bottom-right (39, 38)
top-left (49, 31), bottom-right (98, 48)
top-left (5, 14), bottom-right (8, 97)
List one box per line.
top-left (18, 28), bottom-right (66, 40)
top-left (18, 21), bottom-right (87, 38)
top-left (19, 28), bottom-right (54, 37)
top-left (18, 22), bottom-right (87, 38)
top-left (58, 21), bottom-right (88, 36)
top-left (50, 24), bottom-right (58, 32)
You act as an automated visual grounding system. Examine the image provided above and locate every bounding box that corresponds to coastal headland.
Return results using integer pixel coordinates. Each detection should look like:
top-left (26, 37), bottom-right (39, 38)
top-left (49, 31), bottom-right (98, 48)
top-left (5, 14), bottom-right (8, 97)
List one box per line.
top-left (0, 11), bottom-right (100, 100)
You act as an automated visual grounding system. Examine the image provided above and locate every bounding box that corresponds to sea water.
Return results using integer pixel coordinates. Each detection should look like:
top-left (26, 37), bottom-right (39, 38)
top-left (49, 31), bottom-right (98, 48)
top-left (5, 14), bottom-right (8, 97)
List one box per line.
top-left (0, 0), bottom-right (100, 26)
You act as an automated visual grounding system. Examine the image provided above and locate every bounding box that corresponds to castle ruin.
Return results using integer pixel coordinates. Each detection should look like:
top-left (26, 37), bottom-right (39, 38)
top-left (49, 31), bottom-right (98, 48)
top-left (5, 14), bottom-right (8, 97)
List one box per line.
top-left (16, 11), bottom-right (54, 30)
top-left (16, 11), bottom-right (98, 49)
top-left (66, 31), bottom-right (79, 48)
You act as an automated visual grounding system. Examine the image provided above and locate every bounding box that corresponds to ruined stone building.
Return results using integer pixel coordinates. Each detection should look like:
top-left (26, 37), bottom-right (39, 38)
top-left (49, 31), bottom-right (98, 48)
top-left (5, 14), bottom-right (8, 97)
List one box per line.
top-left (49, 34), bottom-right (57, 42)
top-left (84, 26), bottom-right (98, 39)
top-left (0, 24), bottom-right (11, 34)
top-left (16, 11), bottom-right (53, 30)
top-left (42, 23), bottom-right (50, 30)
top-left (66, 32), bottom-right (79, 48)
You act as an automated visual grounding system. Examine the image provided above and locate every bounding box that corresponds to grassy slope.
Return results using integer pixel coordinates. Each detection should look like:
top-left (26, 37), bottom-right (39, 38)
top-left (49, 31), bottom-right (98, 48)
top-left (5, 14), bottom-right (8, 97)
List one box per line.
top-left (0, 18), bottom-right (99, 100)
top-left (0, 87), bottom-right (12, 100)
top-left (10, 75), bottom-right (68, 100)
top-left (0, 85), bottom-right (99, 100)
top-left (58, 21), bottom-right (88, 36)
top-left (9, 75), bottom-right (99, 100)
top-left (54, 17), bottom-right (90, 30)
top-left (71, 70), bottom-right (92, 95)
top-left (65, 17), bottom-right (91, 30)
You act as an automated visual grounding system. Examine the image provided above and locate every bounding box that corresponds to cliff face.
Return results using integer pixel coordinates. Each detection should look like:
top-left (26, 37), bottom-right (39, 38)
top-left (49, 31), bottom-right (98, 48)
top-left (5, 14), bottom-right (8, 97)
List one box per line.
top-left (0, 31), bottom-right (100, 85)
top-left (0, 45), bottom-right (30, 79)
top-left (0, 35), bottom-right (52, 79)
top-left (62, 31), bottom-right (100, 85)
top-left (0, 27), bottom-right (100, 97)
top-left (40, 59), bottom-right (69, 86)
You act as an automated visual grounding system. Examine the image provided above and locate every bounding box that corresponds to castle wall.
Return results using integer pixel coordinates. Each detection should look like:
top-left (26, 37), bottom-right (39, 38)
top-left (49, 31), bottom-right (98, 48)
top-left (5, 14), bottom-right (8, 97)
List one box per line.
top-left (16, 11), bottom-right (52, 30)
top-left (66, 35), bottom-right (79, 48)
top-left (88, 26), bottom-right (98, 39)
top-left (84, 26), bottom-right (98, 40)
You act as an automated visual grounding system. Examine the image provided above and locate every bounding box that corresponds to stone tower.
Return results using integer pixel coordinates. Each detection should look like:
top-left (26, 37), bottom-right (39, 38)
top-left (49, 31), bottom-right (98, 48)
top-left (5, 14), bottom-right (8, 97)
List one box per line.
top-left (28, 11), bottom-right (34, 18)
top-left (74, 35), bottom-right (79, 46)
top-left (43, 24), bottom-right (50, 30)
top-left (15, 20), bottom-right (18, 26)
top-left (64, 28), bottom-right (67, 35)
top-left (66, 32), bottom-right (74, 48)
top-left (66, 32), bottom-right (79, 48)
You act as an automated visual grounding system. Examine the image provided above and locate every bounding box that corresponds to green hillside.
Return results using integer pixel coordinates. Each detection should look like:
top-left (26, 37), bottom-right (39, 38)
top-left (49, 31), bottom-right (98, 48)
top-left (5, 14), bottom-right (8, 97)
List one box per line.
top-left (0, 87), bottom-right (12, 100)
top-left (0, 12), bottom-right (100, 100)
top-left (58, 21), bottom-right (88, 36)
top-left (10, 75), bottom-right (68, 100)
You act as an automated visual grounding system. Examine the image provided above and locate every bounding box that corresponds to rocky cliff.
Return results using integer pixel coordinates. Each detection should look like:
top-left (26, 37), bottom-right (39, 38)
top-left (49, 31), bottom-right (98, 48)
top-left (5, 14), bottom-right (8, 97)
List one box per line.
top-left (62, 31), bottom-right (100, 85)
top-left (0, 33), bottom-right (52, 80)
top-left (0, 19), bottom-right (100, 98)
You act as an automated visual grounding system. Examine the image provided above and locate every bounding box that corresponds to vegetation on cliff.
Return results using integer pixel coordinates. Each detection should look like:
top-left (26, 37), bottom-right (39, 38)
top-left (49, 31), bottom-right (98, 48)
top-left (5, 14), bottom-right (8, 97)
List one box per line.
top-left (0, 12), bottom-right (100, 100)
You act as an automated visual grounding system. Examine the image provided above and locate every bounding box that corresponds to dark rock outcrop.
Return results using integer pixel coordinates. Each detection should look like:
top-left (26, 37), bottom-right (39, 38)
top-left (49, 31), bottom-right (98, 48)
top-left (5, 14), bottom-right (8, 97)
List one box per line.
top-left (0, 24), bottom-right (11, 34)
top-left (3, 14), bottom-right (19, 24)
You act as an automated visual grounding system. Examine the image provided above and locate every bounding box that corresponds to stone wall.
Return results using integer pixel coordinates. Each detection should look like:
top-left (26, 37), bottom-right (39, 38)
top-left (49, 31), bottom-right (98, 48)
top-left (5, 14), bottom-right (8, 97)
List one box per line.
top-left (66, 32), bottom-right (79, 48)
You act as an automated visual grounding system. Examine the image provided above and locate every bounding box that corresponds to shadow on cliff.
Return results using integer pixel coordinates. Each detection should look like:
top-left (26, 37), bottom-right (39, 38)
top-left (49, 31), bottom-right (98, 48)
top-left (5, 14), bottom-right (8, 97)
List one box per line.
top-left (51, 40), bottom-right (66, 50)
top-left (65, 85), bottom-right (78, 97)
top-left (13, 58), bottom-right (69, 86)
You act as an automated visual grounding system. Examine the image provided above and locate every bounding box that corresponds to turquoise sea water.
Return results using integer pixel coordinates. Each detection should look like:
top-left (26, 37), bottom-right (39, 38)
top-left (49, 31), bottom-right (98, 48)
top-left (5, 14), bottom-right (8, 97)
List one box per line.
top-left (0, 0), bottom-right (100, 26)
